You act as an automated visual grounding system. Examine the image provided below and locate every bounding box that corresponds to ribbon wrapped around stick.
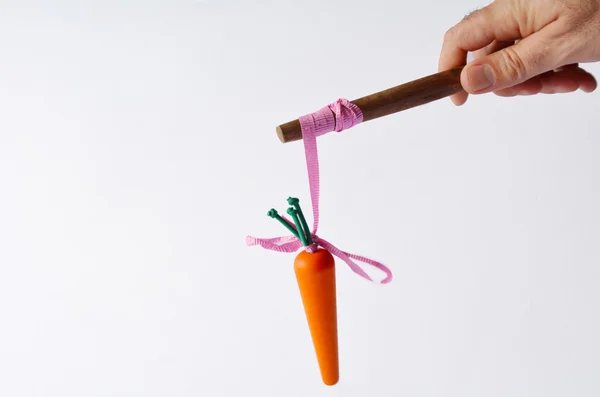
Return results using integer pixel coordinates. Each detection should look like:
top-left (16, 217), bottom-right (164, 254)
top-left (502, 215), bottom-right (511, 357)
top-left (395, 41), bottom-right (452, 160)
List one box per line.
top-left (246, 98), bottom-right (393, 284)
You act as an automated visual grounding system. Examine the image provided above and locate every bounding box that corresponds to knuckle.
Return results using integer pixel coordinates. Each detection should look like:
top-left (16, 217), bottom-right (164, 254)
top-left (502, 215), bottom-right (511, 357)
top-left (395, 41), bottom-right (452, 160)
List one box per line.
top-left (499, 47), bottom-right (528, 81)
top-left (443, 27), bottom-right (456, 42)
top-left (462, 7), bottom-right (480, 21)
top-left (446, 7), bottom-right (492, 45)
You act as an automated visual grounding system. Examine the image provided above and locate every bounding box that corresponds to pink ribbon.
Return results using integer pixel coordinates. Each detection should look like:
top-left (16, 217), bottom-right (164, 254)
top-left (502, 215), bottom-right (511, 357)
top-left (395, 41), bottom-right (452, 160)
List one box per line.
top-left (245, 99), bottom-right (393, 284)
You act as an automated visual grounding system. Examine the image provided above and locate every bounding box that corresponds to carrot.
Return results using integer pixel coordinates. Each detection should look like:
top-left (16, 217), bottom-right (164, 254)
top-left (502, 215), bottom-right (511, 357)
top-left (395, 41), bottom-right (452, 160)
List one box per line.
top-left (294, 248), bottom-right (338, 386)
top-left (269, 198), bottom-right (339, 386)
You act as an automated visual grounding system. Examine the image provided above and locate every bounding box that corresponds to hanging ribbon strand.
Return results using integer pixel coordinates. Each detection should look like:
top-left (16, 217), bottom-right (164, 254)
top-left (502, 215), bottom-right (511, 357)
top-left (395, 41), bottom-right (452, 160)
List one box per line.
top-left (245, 98), bottom-right (393, 284)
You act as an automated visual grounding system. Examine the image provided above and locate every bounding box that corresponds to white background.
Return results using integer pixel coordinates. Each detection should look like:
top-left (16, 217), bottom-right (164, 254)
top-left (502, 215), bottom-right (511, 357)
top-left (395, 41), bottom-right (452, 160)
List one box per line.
top-left (1, 1), bottom-right (599, 396)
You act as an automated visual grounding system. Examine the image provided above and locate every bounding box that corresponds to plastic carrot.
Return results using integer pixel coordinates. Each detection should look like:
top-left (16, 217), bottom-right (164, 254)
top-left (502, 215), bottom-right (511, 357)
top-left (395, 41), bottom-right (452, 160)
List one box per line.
top-left (294, 249), bottom-right (338, 385)
top-left (268, 198), bottom-right (339, 386)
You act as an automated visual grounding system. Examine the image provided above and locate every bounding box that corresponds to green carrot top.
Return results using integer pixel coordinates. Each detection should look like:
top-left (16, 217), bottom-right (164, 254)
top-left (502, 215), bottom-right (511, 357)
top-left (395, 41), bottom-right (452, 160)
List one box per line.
top-left (268, 197), bottom-right (313, 247)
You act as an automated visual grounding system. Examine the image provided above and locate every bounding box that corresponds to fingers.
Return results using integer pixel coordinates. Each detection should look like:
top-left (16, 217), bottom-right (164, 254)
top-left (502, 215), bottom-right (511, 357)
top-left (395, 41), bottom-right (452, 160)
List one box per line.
top-left (439, 2), bottom-right (520, 105)
top-left (574, 67), bottom-right (598, 92)
top-left (460, 22), bottom-right (569, 95)
top-left (493, 76), bottom-right (543, 96)
top-left (493, 65), bottom-right (597, 96)
top-left (539, 65), bottom-right (584, 94)
top-left (551, 64), bottom-right (598, 93)
top-left (439, 4), bottom-right (518, 71)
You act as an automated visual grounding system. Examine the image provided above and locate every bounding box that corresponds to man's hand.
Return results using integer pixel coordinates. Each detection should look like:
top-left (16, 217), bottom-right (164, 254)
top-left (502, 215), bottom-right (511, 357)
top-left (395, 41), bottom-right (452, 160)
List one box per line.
top-left (439, 0), bottom-right (600, 105)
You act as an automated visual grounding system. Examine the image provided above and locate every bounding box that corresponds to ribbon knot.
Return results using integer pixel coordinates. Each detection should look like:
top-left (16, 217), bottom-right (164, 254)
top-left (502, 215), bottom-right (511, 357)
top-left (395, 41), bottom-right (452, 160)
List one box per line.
top-left (245, 98), bottom-right (393, 284)
top-left (330, 99), bottom-right (363, 132)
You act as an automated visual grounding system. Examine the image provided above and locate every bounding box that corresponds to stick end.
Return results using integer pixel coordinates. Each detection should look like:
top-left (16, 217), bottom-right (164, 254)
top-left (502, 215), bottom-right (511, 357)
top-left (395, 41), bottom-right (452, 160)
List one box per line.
top-left (276, 125), bottom-right (286, 143)
top-left (276, 120), bottom-right (303, 143)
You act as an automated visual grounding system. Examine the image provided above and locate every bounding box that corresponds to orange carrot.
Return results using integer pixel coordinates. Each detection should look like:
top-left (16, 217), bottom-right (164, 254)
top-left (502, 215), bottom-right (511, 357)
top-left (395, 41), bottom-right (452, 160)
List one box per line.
top-left (294, 248), bottom-right (339, 386)
top-left (267, 197), bottom-right (340, 385)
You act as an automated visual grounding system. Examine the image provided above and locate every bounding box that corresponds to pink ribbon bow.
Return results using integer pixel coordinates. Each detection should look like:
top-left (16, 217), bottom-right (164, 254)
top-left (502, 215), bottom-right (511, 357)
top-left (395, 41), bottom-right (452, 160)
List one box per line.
top-left (245, 98), bottom-right (393, 284)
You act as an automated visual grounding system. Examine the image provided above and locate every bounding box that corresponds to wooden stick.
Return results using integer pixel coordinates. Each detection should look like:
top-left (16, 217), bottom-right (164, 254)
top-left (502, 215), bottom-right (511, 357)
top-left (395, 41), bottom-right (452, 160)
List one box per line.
top-left (276, 66), bottom-right (464, 143)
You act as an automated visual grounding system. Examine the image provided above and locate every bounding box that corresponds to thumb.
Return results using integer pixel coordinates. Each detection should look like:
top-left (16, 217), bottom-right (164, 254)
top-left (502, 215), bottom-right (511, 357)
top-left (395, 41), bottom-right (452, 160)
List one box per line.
top-left (461, 30), bottom-right (564, 94)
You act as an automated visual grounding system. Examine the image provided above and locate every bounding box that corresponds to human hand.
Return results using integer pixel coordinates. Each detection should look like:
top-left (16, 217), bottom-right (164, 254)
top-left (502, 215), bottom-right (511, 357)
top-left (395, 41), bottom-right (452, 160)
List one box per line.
top-left (439, 0), bottom-right (600, 105)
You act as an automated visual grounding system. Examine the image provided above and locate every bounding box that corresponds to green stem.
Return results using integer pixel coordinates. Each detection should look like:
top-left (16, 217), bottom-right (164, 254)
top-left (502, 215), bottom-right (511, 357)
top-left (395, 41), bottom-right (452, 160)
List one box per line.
top-left (287, 208), bottom-right (308, 246)
top-left (267, 209), bottom-right (300, 239)
top-left (288, 197), bottom-right (313, 246)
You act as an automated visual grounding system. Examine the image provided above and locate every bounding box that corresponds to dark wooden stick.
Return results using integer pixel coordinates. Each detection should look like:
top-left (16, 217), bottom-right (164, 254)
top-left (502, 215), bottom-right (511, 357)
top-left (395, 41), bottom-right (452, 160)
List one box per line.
top-left (276, 66), bottom-right (464, 143)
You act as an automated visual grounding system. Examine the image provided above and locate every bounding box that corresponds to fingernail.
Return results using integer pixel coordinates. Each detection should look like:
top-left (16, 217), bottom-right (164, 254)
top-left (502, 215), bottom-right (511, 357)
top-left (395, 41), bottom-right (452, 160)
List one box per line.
top-left (467, 65), bottom-right (494, 92)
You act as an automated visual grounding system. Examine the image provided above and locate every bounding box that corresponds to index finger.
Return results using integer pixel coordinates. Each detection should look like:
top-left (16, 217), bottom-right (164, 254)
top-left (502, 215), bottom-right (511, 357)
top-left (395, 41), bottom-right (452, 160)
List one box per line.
top-left (439, 2), bottom-right (517, 105)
